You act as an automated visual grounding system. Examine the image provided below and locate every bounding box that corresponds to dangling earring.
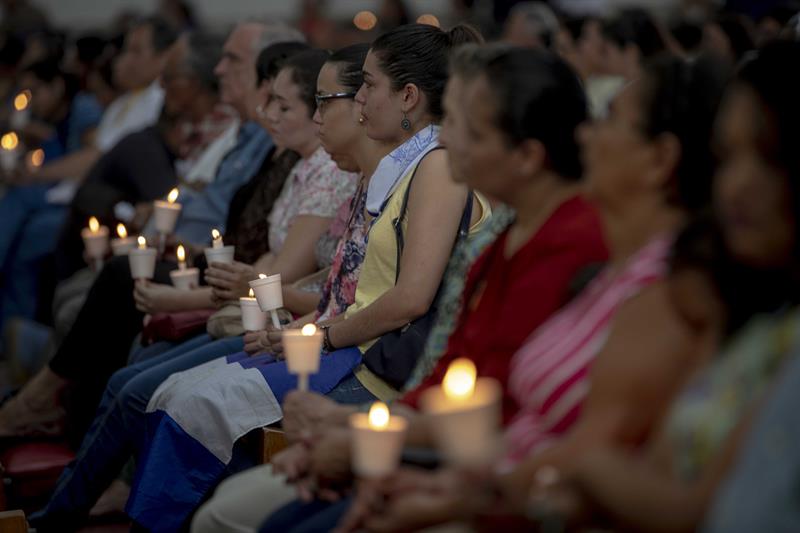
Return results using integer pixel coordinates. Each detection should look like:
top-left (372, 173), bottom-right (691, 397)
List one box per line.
top-left (401, 113), bottom-right (411, 131)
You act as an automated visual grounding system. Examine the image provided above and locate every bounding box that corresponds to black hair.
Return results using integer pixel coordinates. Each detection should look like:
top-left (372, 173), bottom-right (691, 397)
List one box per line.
top-left (133, 16), bottom-right (179, 53)
top-left (327, 43), bottom-right (370, 92)
top-left (256, 41), bottom-right (310, 84)
top-left (736, 41), bottom-right (800, 255)
top-left (75, 35), bottom-right (107, 65)
top-left (563, 16), bottom-right (600, 42)
top-left (711, 14), bottom-right (756, 63)
top-left (0, 34), bottom-right (24, 69)
top-left (450, 44), bottom-right (587, 181)
top-left (603, 8), bottom-right (666, 59)
top-left (638, 53), bottom-right (729, 212)
top-left (279, 49), bottom-right (330, 117)
top-left (370, 23), bottom-right (483, 120)
top-left (21, 57), bottom-right (80, 102)
top-left (183, 32), bottom-right (223, 93)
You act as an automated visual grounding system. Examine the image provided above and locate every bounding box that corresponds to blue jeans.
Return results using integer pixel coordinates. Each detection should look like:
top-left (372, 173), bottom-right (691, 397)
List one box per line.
top-left (29, 334), bottom-right (244, 531)
top-left (260, 497), bottom-right (351, 533)
top-left (325, 371), bottom-right (377, 404)
top-left (0, 184), bottom-right (66, 329)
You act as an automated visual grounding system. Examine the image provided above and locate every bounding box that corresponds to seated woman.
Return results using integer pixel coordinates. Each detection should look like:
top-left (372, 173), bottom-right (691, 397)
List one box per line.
top-left (527, 40), bottom-right (800, 533)
top-left (28, 44), bottom-right (388, 533)
top-left (258, 48), bottom-right (728, 533)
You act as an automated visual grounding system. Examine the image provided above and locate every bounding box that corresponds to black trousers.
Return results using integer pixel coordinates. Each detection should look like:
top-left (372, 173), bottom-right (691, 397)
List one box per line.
top-left (48, 255), bottom-right (175, 445)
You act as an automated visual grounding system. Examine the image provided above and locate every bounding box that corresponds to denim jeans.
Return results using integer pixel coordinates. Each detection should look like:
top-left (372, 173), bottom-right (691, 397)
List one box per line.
top-left (29, 334), bottom-right (245, 532)
top-left (325, 371), bottom-right (378, 404)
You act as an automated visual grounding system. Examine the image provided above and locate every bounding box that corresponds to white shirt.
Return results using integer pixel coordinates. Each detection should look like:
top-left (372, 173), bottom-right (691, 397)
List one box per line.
top-left (94, 80), bottom-right (164, 152)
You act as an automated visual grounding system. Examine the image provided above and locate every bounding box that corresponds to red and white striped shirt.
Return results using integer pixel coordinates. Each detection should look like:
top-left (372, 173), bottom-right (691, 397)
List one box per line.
top-left (502, 235), bottom-right (673, 468)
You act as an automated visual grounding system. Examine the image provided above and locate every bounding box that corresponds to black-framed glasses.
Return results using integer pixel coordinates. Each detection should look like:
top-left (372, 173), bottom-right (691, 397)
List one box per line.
top-left (315, 92), bottom-right (357, 108)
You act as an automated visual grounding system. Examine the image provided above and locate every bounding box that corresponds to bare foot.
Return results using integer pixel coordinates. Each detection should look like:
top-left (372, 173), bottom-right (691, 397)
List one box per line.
top-left (89, 479), bottom-right (131, 517)
top-left (0, 366), bottom-right (68, 437)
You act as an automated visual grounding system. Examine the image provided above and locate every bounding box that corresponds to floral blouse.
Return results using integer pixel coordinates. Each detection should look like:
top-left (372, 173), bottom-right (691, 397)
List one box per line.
top-left (316, 179), bottom-right (369, 323)
top-left (268, 146), bottom-right (358, 253)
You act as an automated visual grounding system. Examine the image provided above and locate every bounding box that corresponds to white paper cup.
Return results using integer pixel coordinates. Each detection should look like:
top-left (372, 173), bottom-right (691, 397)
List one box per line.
top-left (419, 378), bottom-right (502, 466)
top-left (111, 237), bottom-right (137, 256)
top-left (81, 227), bottom-right (110, 259)
top-left (128, 248), bottom-right (157, 280)
top-left (204, 245), bottom-right (235, 265)
top-left (350, 413), bottom-right (408, 478)
top-left (170, 268), bottom-right (199, 290)
top-left (248, 274), bottom-right (283, 312)
top-left (240, 298), bottom-right (268, 331)
top-left (153, 200), bottom-right (181, 234)
top-left (282, 329), bottom-right (323, 374)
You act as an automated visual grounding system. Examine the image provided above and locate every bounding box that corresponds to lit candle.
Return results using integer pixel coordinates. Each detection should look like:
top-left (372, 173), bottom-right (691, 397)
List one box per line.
top-left (211, 229), bottom-right (223, 249)
top-left (129, 236), bottom-right (157, 280)
top-left (1, 132), bottom-right (19, 172)
top-left (10, 90), bottom-right (31, 129)
top-left (169, 244), bottom-right (199, 290)
top-left (204, 228), bottom-right (235, 265)
top-left (240, 288), bottom-right (268, 332)
top-left (81, 216), bottom-right (110, 269)
top-left (419, 358), bottom-right (502, 465)
top-left (349, 402), bottom-right (408, 478)
top-left (110, 223), bottom-right (136, 256)
top-left (25, 148), bottom-right (44, 173)
top-left (283, 324), bottom-right (323, 391)
top-left (248, 273), bottom-right (283, 329)
top-left (153, 187), bottom-right (182, 235)
top-left (177, 244), bottom-right (187, 271)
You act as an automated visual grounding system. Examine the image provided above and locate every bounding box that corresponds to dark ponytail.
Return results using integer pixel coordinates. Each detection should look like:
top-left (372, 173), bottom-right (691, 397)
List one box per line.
top-left (279, 49), bottom-right (330, 117)
top-left (371, 23), bottom-right (483, 120)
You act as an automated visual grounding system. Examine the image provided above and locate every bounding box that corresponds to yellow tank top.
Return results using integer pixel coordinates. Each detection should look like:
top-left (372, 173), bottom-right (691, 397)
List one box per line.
top-left (345, 163), bottom-right (492, 400)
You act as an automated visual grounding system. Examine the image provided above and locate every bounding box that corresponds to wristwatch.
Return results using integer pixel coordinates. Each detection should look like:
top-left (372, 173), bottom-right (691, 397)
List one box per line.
top-left (320, 325), bottom-right (336, 352)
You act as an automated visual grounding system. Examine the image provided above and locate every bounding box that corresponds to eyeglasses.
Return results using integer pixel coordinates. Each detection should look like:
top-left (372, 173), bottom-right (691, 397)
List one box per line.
top-left (315, 92), bottom-right (357, 108)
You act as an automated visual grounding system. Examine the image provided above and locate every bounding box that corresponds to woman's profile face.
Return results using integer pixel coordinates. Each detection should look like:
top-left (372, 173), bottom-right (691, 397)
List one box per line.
top-left (265, 67), bottom-right (319, 155)
top-left (314, 62), bottom-right (361, 172)
top-left (354, 50), bottom-right (405, 143)
top-left (714, 85), bottom-right (795, 268)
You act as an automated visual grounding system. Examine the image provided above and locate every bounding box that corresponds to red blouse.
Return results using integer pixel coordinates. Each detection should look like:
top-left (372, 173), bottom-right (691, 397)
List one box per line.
top-left (401, 196), bottom-right (608, 423)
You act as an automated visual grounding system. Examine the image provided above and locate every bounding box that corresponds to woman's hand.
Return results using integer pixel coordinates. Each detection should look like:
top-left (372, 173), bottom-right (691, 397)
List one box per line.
top-left (242, 325), bottom-right (284, 355)
top-left (271, 442), bottom-right (311, 483)
top-left (133, 280), bottom-right (189, 314)
top-left (205, 261), bottom-right (256, 301)
top-left (282, 391), bottom-right (347, 443)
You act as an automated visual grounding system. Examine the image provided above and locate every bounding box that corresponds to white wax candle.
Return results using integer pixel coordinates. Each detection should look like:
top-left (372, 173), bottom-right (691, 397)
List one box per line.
top-left (350, 403), bottom-right (408, 478)
top-left (153, 188), bottom-right (182, 234)
top-left (211, 228), bottom-right (223, 249)
top-left (240, 293), bottom-right (268, 331)
top-left (170, 267), bottom-right (199, 290)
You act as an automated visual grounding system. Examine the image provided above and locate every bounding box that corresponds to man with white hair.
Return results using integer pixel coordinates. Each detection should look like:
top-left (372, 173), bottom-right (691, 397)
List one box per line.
top-left (503, 1), bottom-right (560, 48)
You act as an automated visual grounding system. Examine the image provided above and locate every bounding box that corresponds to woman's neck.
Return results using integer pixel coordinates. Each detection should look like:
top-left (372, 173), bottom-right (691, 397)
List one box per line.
top-left (602, 197), bottom-right (684, 266)
top-left (391, 119), bottom-right (433, 147)
top-left (355, 137), bottom-right (393, 183)
top-left (504, 173), bottom-right (580, 257)
top-left (297, 138), bottom-right (321, 159)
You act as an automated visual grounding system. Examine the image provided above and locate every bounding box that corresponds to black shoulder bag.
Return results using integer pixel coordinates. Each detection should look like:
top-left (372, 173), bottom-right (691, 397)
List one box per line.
top-left (362, 150), bottom-right (474, 389)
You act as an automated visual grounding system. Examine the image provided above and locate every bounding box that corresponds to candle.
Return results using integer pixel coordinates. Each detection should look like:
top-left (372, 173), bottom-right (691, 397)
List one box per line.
top-left (129, 236), bottom-right (157, 280)
top-left (25, 148), bottom-right (44, 173)
top-left (80, 216), bottom-right (110, 269)
top-left (169, 245), bottom-right (199, 290)
top-left (10, 90), bottom-right (31, 129)
top-left (248, 273), bottom-right (283, 329)
top-left (419, 358), bottom-right (501, 466)
top-left (211, 228), bottom-right (223, 249)
top-left (1, 132), bottom-right (19, 172)
top-left (349, 402), bottom-right (408, 478)
top-left (240, 288), bottom-right (268, 332)
top-left (283, 324), bottom-right (323, 391)
top-left (153, 187), bottom-right (182, 235)
top-left (177, 244), bottom-right (187, 271)
top-left (204, 228), bottom-right (235, 265)
top-left (111, 223), bottom-right (136, 256)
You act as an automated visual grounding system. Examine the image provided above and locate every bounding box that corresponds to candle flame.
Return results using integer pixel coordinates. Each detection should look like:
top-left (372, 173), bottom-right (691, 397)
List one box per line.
top-left (29, 148), bottom-right (44, 167)
top-left (116, 223), bottom-right (127, 239)
top-left (368, 402), bottom-right (390, 430)
top-left (13, 91), bottom-right (29, 111)
top-left (259, 273), bottom-right (267, 279)
top-left (88, 216), bottom-right (100, 233)
top-left (249, 288), bottom-right (255, 298)
top-left (211, 228), bottom-right (221, 241)
top-left (442, 358), bottom-right (477, 400)
top-left (137, 236), bottom-right (147, 249)
top-left (1, 132), bottom-right (18, 150)
top-left (167, 188), bottom-right (179, 204)
top-left (177, 244), bottom-right (186, 262)
top-left (301, 324), bottom-right (317, 336)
